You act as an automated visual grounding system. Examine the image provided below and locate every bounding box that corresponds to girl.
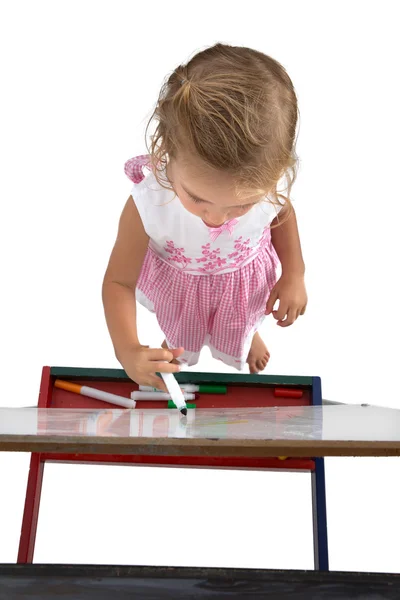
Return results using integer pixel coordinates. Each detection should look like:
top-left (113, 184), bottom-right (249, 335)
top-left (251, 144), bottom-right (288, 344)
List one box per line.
top-left (102, 43), bottom-right (307, 393)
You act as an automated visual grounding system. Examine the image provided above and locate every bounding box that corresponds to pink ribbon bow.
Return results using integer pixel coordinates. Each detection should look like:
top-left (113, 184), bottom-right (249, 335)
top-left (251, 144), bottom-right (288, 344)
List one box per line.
top-left (207, 218), bottom-right (239, 242)
top-left (124, 155), bottom-right (152, 183)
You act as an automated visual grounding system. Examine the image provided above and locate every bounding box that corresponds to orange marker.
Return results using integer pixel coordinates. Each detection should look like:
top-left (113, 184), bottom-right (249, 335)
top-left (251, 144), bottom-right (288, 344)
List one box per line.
top-left (54, 379), bottom-right (135, 409)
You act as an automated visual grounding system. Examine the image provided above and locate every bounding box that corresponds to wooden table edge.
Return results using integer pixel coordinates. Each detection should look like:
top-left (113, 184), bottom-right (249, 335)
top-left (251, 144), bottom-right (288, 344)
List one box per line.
top-left (1, 435), bottom-right (399, 457)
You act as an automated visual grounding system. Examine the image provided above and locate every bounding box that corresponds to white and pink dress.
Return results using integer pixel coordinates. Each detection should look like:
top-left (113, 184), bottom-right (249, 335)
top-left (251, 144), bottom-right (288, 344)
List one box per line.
top-left (124, 155), bottom-right (282, 370)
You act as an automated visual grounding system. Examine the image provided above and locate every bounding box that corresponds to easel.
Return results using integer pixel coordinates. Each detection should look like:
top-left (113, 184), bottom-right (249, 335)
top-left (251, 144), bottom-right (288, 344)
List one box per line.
top-left (1, 365), bottom-right (399, 577)
top-left (16, 366), bottom-right (328, 568)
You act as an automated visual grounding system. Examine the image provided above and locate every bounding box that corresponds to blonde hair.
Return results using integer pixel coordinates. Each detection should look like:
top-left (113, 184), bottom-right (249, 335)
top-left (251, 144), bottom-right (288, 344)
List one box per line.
top-left (145, 43), bottom-right (300, 223)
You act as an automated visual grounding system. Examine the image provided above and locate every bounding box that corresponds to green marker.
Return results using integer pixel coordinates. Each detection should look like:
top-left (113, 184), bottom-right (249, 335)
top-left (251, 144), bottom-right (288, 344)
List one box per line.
top-left (168, 401), bottom-right (196, 409)
top-left (189, 385), bottom-right (226, 394)
top-left (139, 384), bottom-right (226, 394)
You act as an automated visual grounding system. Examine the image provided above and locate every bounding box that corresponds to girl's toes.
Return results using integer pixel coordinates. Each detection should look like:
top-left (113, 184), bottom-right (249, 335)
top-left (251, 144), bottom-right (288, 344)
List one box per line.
top-left (256, 355), bottom-right (269, 371)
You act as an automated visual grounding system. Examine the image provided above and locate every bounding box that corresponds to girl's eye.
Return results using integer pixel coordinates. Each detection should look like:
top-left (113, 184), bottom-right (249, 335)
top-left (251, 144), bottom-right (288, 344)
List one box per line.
top-left (190, 196), bottom-right (248, 210)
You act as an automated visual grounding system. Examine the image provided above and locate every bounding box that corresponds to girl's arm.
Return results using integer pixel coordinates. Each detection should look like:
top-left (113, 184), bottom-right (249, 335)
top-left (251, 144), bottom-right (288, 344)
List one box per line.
top-left (266, 203), bottom-right (307, 326)
top-left (103, 196), bottom-right (183, 391)
top-left (270, 204), bottom-right (305, 276)
top-left (102, 196), bottom-right (149, 361)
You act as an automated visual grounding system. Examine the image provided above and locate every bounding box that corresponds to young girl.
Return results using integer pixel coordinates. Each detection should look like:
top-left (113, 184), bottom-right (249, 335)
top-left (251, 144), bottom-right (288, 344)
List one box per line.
top-left (102, 43), bottom-right (307, 393)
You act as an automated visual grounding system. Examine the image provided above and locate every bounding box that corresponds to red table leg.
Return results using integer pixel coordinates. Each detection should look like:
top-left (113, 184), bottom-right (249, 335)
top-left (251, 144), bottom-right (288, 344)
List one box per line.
top-left (17, 367), bottom-right (52, 563)
top-left (17, 454), bottom-right (44, 563)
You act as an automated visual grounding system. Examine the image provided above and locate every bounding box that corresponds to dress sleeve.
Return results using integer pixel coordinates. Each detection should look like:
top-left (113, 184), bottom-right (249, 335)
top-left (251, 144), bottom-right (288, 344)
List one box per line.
top-left (124, 155), bottom-right (152, 183)
top-left (124, 155), bottom-right (153, 236)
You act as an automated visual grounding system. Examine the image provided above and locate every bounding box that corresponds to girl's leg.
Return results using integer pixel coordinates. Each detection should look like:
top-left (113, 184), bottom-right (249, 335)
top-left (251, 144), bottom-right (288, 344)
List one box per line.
top-left (246, 330), bottom-right (270, 374)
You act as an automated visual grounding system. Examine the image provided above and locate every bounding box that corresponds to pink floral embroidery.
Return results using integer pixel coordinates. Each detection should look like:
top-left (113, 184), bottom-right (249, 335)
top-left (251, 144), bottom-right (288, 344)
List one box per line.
top-left (196, 244), bottom-right (227, 269)
top-left (164, 240), bottom-right (192, 267)
top-left (227, 236), bottom-right (253, 263)
top-left (196, 243), bottom-right (227, 272)
top-left (162, 226), bottom-right (272, 274)
top-left (258, 227), bottom-right (271, 249)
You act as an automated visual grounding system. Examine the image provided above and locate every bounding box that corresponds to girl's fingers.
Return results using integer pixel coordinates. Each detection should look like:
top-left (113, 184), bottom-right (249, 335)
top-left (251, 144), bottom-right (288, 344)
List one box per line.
top-left (149, 377), bottom-right (169, 393)
top-left (273, 301), bottom-right (288, 322)
top-left (171, 346), bottom-right (185, 356)
top-left (278, 307), bottom-right (296, 327)
top-left (147, 347), bottom-right (182, 363)
top-left (265, 289), bottom-right (278, 314)
top-left (153, 361), bottom-right (181, 373)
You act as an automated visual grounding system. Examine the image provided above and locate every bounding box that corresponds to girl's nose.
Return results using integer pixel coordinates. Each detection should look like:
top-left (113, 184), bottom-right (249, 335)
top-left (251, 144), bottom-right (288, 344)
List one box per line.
top-left (206, 220), bottom-right (225, 227)
top-left (204, 213), bottom-right (228, 227)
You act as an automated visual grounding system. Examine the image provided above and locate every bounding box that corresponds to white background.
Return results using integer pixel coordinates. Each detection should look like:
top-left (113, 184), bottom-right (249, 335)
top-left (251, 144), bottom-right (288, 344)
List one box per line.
top-left (1, 0), bottom-right (399, 573)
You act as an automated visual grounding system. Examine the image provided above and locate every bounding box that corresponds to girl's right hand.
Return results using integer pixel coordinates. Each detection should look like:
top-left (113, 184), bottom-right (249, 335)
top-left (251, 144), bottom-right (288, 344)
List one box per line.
top-left (120, 344), bottom-right (185, 393)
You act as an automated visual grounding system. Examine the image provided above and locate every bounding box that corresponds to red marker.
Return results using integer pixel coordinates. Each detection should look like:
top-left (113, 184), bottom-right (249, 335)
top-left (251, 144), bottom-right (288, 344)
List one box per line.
top-left (274, 388), bottom-right (303, 399)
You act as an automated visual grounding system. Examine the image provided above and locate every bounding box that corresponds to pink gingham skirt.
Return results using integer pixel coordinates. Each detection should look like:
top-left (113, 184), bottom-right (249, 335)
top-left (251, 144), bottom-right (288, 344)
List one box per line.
top-left (135, 238), bottom-right (279, 371)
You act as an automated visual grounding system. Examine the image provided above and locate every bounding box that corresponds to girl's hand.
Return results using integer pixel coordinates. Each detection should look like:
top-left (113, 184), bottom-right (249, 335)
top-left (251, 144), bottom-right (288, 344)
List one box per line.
top-left (265, 274), bottom-right (307, 327)
top-left (119, 344), bottom-right (184, 392)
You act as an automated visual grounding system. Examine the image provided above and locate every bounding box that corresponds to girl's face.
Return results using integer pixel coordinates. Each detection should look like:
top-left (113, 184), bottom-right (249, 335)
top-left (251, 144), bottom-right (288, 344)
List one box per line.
top-left (168, 155), bottom-right (262, 227)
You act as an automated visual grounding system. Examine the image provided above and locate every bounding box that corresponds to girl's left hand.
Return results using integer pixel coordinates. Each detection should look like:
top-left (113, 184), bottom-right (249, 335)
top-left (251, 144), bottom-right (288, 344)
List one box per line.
top-left (265, 274), bottom-right (308, 327)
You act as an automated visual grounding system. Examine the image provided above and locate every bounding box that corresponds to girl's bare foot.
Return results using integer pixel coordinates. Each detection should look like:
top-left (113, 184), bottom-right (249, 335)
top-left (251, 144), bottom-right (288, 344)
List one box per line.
top-left (247, 331), bottom-right (270, 374)
top-left (161, 339), bottom-right (180, 365)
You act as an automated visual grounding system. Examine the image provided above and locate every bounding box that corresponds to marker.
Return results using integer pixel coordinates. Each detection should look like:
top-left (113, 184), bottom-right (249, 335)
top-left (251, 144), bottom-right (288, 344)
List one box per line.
top-left (160, 372), bottom-right (188, 415)
top-left (152, 348), bottom-right (187, 417)
top-left (131, 391), bottom-right (197, 402)
top-left (152, 346), bottom-right (188, 416)
top-left (54, 379), bottom-right (136, 409)
top-left (139, 384), bottom-right (227, 394)
top-left (168, 400), bottom-right (196, 409)
top-left (274, 388), bottom-right (303, 399)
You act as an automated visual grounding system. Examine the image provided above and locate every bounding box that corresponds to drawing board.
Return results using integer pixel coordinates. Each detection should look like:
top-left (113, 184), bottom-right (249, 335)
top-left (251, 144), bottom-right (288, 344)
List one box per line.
top-left (1, 405), bottom-right (399, 457)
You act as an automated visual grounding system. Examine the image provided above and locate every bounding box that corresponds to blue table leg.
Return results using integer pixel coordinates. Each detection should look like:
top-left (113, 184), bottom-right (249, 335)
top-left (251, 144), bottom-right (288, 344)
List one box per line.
top-left (311, 376), bottom-right (329, 571)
